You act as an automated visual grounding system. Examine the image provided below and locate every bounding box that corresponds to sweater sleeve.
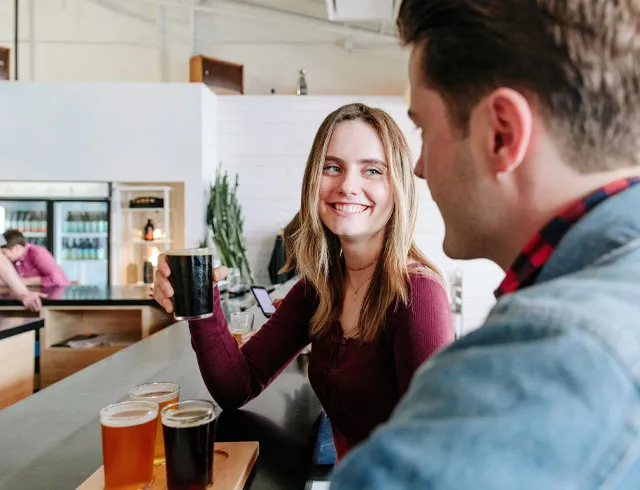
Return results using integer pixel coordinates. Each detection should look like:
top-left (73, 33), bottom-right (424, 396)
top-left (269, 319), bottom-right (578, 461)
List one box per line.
top-left (392, 272), bottom-right (454, 397)
top-left (188, 280), bottom-right (314, 409)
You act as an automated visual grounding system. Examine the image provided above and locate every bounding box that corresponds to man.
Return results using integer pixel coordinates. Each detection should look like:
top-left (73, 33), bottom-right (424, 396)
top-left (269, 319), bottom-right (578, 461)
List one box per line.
top-left (1, 230), bottom-right (70, 287)
top-left (0, 234), bottom-right (46, 311)
top-left (332, 1), bottom-right (640, 488)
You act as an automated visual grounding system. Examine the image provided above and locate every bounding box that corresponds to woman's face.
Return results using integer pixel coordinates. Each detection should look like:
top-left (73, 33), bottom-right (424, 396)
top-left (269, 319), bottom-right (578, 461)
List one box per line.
top-left (318, 120), bottom-right (394, 242)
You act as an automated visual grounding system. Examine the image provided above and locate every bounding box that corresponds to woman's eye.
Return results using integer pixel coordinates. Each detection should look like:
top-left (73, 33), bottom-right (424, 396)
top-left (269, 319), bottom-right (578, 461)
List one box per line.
top-left (323, 165), bottom-right (341, 173)
top-left (365, 168), bottom-right (382, 176)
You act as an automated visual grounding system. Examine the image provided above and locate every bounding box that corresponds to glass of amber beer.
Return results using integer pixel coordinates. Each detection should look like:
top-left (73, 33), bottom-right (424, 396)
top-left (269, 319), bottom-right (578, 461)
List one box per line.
top-left (100, 400), bottom-right (158, 490)
top-left (161, 400), bottom-right (217, 490)
top-left (128, 382), bottom-right (180, 465)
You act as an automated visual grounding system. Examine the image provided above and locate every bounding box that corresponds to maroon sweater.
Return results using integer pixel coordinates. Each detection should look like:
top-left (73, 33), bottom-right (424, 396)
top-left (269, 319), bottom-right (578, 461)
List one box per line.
top-left (189, 270), bottom-right (454, 460)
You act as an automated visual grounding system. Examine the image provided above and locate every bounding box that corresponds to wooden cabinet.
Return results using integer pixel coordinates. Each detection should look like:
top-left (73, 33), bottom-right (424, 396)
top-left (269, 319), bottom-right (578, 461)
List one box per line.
top-left (0, 47), bottom-right (9, 80)
top-left (190, 55), bottom-right (244, 94)
top-left (0, 331), bottom-right (35, 409)
top-left (39, 305), bottom-right (173, 387)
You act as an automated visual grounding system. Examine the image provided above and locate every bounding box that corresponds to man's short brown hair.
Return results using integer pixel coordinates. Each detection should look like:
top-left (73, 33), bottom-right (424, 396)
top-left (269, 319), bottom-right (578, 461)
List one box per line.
top-left (2, 229), bottom-right (26, 248)
top-left (398, 0), bottom-right (640, 172)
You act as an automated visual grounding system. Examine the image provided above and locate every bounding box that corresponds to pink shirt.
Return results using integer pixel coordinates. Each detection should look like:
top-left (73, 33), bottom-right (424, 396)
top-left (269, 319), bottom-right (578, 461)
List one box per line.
top-left (14, 243), bottom-right (71, 287)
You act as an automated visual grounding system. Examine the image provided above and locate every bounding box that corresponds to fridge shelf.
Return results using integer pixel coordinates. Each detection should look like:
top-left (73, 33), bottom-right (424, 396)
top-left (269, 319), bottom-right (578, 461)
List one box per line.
top-left (123, 208), bottom-right (167, 213)
top-left (21, 231), bottom-right (47, 237)
top-left (62, 232), bottom-right (108, 238)
top-left (61, 259), bottom-right (108, 263)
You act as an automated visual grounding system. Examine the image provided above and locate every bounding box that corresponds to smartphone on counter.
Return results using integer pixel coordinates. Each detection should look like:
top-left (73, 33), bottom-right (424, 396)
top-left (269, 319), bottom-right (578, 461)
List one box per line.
top-left (250, 285), bottom-right (277, 318)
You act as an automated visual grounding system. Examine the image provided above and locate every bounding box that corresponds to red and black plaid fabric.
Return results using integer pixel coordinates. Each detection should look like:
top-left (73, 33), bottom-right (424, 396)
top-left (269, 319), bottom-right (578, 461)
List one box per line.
top-left (495, 177), bottom-right (640, 298)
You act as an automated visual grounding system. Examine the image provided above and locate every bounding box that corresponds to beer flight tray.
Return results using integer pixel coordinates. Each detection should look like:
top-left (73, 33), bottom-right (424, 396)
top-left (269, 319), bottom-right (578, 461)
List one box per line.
top-left (78, 441), bottom-right (259, 490)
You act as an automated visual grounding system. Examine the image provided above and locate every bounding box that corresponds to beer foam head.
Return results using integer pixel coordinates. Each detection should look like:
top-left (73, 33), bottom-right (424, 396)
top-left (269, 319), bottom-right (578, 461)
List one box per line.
top-left (161, 402), bottom-right (216, 429)
top-left (100, 401), bottom-right (158, 428)
top-left (166, 248), bottom-right (212, 257)
top-left (129, 382), bottom-right (180, 403)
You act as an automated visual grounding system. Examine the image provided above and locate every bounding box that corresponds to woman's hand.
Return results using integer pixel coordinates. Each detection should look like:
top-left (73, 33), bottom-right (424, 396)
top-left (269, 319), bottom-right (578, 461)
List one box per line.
top-left (235, 330), bottom-right (257, 348)
top-left (153, 253), bottom-right (229, 314)
top-left (18, 290), bottom-right (46, 312)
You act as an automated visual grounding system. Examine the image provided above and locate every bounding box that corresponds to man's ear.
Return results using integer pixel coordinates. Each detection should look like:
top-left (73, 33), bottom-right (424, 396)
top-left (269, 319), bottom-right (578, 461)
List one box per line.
top-left (475, 87), bottom-right (533, 175)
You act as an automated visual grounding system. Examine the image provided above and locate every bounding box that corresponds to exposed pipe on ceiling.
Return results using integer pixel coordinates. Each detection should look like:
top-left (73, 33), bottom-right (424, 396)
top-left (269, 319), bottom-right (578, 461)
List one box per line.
top-left (14, 0), bottom-right (19, 80)
top-left (28, 0), bottom-right (35, 80)
top-left (112, 0), bottom-right (398, 43)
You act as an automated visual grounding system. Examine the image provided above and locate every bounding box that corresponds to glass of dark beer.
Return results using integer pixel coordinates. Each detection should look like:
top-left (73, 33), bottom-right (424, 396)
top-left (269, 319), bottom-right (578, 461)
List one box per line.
top-left (161, 400), bottom-right (217, 490)
top-left (165, 248), bottom-right (213, 321)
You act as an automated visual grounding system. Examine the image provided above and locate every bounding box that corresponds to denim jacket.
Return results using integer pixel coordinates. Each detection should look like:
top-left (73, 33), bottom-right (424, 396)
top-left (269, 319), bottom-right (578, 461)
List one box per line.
top-left (331, 185), bottom-right (640, 490)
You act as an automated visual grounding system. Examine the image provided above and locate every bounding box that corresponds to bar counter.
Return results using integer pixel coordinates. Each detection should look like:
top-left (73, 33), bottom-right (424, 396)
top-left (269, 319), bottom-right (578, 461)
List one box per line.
top-left (0, 316), bottom-right (44, 410)
top-left (0, 322), bottom-right (323, 490)
top-left (0, 284), bottom-right (159, 307)
top-left (0, 285), bottom-right (173, 387)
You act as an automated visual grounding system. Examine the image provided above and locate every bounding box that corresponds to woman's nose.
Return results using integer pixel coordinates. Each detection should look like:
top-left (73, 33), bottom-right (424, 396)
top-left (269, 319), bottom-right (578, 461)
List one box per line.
top-left (337, 168), bottom-right (360, 196)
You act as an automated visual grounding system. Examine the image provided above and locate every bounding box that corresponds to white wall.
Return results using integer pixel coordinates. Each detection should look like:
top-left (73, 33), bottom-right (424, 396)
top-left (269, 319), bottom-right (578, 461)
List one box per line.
top-left (214, 95), bottom-right (504, 332)
top-left (0, 0), bottom-right (408, 94)
top-left (0, 82), bottom-right (207, 248)
top-left (0, 82), bottom-right (503, 330)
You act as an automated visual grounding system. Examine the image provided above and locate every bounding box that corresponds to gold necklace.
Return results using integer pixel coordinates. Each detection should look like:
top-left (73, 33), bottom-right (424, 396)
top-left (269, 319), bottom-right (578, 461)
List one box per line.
top-left (347, 273), bottom-right (372, 300)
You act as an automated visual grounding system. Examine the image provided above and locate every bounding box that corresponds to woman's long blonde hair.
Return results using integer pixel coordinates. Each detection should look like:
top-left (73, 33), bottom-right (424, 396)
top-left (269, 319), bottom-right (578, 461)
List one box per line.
top-left (294, 103), bottom-right (440, 342)
top-left (278, 212), bottom-right (300, 274)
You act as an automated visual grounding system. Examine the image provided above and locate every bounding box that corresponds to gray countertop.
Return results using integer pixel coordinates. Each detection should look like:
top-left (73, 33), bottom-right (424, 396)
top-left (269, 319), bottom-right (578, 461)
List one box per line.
top-left (0, 285), bottom-right (157, 307)
top-left (0, 322), bottom-right (322, 490)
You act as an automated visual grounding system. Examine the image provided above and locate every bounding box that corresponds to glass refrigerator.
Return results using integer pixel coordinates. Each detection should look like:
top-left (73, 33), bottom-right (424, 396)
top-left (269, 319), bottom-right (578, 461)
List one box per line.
top-left (0, 182), bottom-right (111, 286)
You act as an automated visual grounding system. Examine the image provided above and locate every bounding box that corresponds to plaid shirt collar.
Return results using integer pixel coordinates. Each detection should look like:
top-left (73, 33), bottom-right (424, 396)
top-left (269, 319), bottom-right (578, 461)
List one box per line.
top-left (495, 177), bottom-right (640, 299)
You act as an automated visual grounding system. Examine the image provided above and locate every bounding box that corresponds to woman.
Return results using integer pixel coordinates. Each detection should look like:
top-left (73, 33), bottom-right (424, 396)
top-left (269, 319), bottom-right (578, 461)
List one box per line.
top-left (154, 103), bottom-right (454, 460)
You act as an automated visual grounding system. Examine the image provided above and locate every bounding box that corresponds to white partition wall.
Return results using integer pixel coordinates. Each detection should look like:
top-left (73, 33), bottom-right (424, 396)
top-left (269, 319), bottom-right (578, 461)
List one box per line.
top-left (0, 82), bottom-right (209, 249)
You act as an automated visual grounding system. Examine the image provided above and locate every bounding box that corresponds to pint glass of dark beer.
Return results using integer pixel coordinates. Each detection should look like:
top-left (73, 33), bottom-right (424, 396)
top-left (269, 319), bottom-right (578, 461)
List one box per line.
top-left (161, 400), bottom-right (217, 490)
top-left (100, 400), bottom-right (158, 490)
top-left (165, 248), bottom-right (213, 321)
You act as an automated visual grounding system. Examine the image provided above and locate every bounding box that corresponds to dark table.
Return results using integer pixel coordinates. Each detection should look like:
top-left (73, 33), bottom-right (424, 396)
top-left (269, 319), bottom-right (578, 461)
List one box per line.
top-left (0, 284), bottom-right (157, 307)
top-left (0, 322), bottom-right (323, 490)
top-left (0, 315), bottom-right (44, 340)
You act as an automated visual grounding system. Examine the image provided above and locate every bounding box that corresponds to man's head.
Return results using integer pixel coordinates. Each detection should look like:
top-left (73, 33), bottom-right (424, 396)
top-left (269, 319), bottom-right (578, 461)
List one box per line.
top-left (400, 0), bottom-right (640, 266)
top-left (1, 229), bottom-right (27, 262)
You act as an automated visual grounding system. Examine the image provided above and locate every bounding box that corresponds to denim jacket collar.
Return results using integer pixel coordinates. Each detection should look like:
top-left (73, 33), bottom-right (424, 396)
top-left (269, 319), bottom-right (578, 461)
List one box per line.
top-left (535, 184), bottom-right (640, 285)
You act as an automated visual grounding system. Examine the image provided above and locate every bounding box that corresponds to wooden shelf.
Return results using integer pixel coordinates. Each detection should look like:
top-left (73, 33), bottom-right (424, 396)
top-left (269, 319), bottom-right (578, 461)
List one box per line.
top-left (39, 306), bottom-right (172, 387)
top-left (41, 346), bottom-right (126, 388)
top-left (123, 208), bottom-right (167, 212)
top-left (116, 240), bottom-right (171, 245)
top-left (190, 55), bottom-right (244, 95)
top-left (0, 47), bottom-right (9, 81)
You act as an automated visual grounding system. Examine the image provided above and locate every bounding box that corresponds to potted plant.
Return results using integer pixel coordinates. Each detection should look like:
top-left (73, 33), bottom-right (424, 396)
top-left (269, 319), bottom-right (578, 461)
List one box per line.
top-left (206, 164), bottom-right (255, 286)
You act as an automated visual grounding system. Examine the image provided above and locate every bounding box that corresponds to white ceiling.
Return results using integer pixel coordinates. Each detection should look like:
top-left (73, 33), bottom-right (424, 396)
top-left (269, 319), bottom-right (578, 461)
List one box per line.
top-left (89, 0), bottom-right (403, 56)
top-left (236, 0), bottom-right (400, 35)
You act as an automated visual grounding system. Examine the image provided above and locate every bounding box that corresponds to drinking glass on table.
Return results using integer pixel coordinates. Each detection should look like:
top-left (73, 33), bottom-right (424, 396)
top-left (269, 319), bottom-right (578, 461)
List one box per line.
top-left (162, 400), bottom-right (217, 490)
top-left (100, 400), bottom-right (158, 490)
top-left (128, 382), bottom-right (180, 465)
top-left (230, 311), bottom-right (254, 344)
